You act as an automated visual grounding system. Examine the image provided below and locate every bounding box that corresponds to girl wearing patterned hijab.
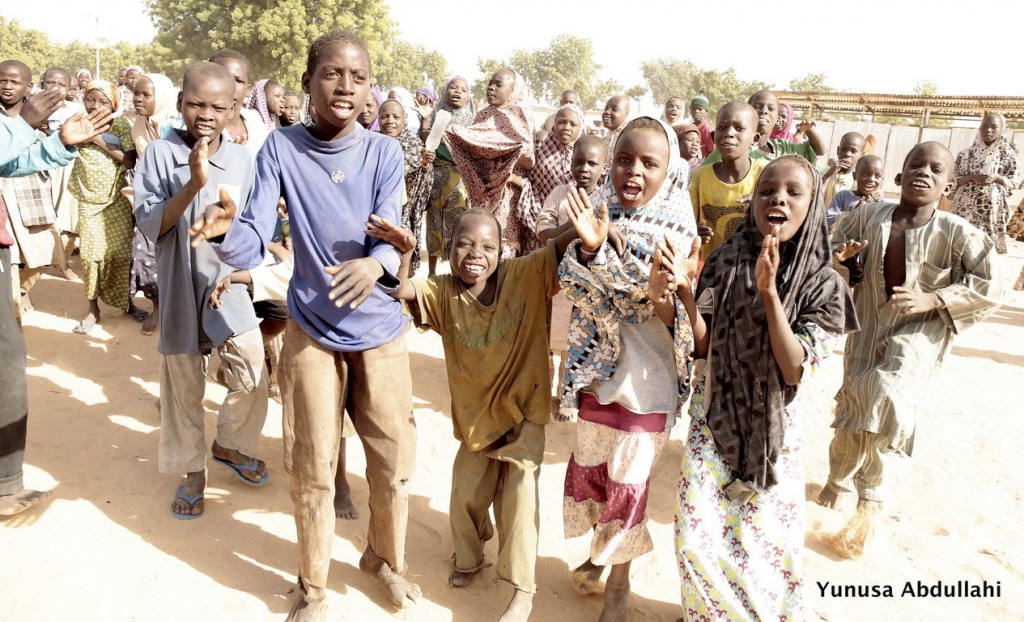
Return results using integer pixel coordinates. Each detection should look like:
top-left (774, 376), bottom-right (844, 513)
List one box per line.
top-left (424, 76), bottom-right (475, 275)
top-left (559, 116), bottom-right (696, 622)
top-left (69, 80), bottom-right (148, 333)
top-left (245, 79), bottom-right (284, 132)
top-left (514, 103), bottom-right (585, 254)
top-left (445, 68), bottom-right (534, 255)
top-left (676, 155), bottom-right (856, 620)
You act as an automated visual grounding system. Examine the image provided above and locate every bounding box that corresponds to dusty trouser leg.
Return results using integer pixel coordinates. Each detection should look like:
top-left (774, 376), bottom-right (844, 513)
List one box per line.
top-left (281, 322), bottom-right (345, 601)
top-left (214, 327), bottom-right (269, 459)
top-left (345, 335), bottom-right (416, 573)
top-left (449, 441), bottom-right (499, 582)
top-left (491, 420), bottom-right (543, 593)
top-left (0, 247), bottom-right (29, 496)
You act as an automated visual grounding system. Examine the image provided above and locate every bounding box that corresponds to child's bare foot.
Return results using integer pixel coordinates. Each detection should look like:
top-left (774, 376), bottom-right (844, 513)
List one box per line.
top-left (497, 588), bottom-right (533, 622)
top-left (141, 310), bottom-right (159, 335)
top-left (333, 478), bottom-right (358, 520)
top-left (359, 546), bottom-right (421, 608)
top-left (817, 486), bottom-right (840, 508)
top-left (284, 592), bottom-right (327, 622)
top-left (0, 489), bottom-right (52, 516)
top-left (447, 567), bottom-right (479, 588)
top-left (61, 267), bottom-right (79, 281)
top-left (599, 563), bottom-right (631, 622)
top-left (171, 471), bottom-right (205, 518)
top-left (571, 559), bottom-right (605, 595)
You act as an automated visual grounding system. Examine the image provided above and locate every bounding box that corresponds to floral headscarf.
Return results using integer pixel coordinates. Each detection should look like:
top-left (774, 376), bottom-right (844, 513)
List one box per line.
top-left (85, 80), bottom-right (120, 113)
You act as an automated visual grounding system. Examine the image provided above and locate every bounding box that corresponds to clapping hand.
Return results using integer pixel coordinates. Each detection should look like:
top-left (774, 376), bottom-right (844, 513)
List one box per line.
top-left (756, 225), bottom-right (781, 295)
top-left (189, 186), bottom-right (237, 248)
top-left (565, 186), bottom-right (608, 253)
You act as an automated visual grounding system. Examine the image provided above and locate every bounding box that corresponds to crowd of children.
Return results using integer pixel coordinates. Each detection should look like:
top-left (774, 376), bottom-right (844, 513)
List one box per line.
top-left (1, 26), bottom-right (1017, 622)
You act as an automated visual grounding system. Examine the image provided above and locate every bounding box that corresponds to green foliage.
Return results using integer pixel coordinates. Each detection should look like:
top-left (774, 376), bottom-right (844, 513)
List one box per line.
top-left (375, 40), bottom-right (448, 94)
top-left (145, 0), bottom-right (397, 89)
top-left (788, 72), bottom-right (834, 93)
top-left (0, 18), bottom-right (173, 84)
top-left (641, 58), bottom-right (771, 118)
top-left (474, 34), bottom-right (619, 109)
top-left (624, 85), bottom-right (647, 100)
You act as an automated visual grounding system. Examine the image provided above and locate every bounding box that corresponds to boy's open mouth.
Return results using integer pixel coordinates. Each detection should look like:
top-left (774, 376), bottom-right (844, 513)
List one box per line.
top-left (462, 263), bottom-right (485, 276)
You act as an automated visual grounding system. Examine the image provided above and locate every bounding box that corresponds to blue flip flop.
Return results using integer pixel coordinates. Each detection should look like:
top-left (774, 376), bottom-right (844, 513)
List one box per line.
top-left (171, 483), bottom-right (204, 520)
top-left (212, 455), bottom-right (269, 487)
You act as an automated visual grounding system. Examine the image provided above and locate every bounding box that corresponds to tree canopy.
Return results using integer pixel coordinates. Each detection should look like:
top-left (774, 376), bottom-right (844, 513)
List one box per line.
top-left (475, 35), bottom-right (621, 109)
top-left (640, 58), bottom-right (771, 117)
top-left (788, 72), bottom-right (834, 93)
top-left (145, 0), bottom-right (445, 90)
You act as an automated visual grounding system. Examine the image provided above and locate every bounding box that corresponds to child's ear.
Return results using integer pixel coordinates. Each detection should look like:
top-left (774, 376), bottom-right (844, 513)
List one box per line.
top-left (176, 91), bottom-right (182, 114)
top-left (894, 173), bottom-right (902, 187)
top-left (751, 130), bottom-right (761, 146)
top-left (942, 177), bottom-right (956, 197)
top-left (301, 72), bottom-right (311, 96)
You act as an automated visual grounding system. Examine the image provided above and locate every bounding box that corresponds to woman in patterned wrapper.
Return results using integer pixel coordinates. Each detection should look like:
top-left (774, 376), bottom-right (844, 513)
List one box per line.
top-left (444, 68), bottom-right (534, 257)
top-left (949, 112), bottom-right (1021, 254)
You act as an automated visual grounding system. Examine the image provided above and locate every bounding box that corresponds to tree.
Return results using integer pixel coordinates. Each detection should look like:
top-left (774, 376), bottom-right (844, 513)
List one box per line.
top-left (146, 0), bottom-right (396, 90)
top-left (914, 80), bottom-right (939, 96)
top-left (474, 35), bottom-right (620, 109)
top-left (788, 72), bottom-right (834, 93)
top-left (641, 58), bottom-right (770, 116)
top-left (0, 18), bottom-right (58, 78)
top-left (640, 58), bottom-right (695, 105)
top-left (375, 40), bottom-right (448, 94)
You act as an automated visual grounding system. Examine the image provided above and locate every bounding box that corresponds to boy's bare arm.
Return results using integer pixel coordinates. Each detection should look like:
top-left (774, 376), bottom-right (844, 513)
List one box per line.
top-left (799, 122), bottom-right (827, 156)
top-left (364, 214), bottom-right (417, 301)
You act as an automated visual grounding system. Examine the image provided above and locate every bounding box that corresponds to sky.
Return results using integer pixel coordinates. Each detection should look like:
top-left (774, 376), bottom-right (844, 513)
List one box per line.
top-left (5, 0), bottom-right (1020, 98)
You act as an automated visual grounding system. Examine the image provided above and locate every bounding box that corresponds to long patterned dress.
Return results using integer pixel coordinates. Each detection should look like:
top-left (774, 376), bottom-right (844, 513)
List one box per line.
top-left (676, 325), bottom-right (834, 622)
top-left (68, 116), bottom-right (135, 311)
top-left (949, 134), bottom-right (1021, 254)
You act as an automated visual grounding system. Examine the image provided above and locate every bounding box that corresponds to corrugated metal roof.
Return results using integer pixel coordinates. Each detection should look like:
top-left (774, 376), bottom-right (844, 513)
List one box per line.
top-left (775, 91), bottom-right (1024, 119)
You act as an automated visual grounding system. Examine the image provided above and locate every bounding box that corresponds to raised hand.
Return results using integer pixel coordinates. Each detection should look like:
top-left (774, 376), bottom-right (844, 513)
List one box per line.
top-left (756, 226), bottom-right (781, 295)
top-left (19, 88), bottom-right (63, 129)
top-left (365, 214), bottom-right (415, 254)
top-left (189, 186), bottom-right (237, 248)
top-left (832, 238), bottom-right (869, 262)
top-left (649, 246), bottom-right (675, 304)
top-left (189, 136), bottom-right (210, 190)
top-left (891, 286), bottom-right (942, 314)
top-left (414, 99), bottom-right (434, 121)
top-left (565, 186), bottom-right (608, 253)
top-left (58, 107), bottom-right (114, 146)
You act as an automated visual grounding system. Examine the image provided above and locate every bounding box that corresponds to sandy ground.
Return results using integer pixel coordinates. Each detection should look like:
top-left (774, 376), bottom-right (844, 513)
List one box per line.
top-left (2, 243), bottom-right (1023, 622)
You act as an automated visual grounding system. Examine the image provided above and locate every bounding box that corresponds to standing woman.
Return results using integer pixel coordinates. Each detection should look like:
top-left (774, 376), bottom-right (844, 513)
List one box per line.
top-left (424, 76), bottom-right (474, 276)
top-left (950, 112), bottom-right (1021, 254)
top-left (69, 80), bottom-right (146, 333)
top-left (445, 68), bottom-right (534, 256)
top-left (515, 103), bottom-right (585, 254)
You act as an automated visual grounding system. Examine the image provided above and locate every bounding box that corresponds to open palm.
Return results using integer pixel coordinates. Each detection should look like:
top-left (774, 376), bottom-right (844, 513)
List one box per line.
top-left (565, 186), bottom-right (608, 252)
